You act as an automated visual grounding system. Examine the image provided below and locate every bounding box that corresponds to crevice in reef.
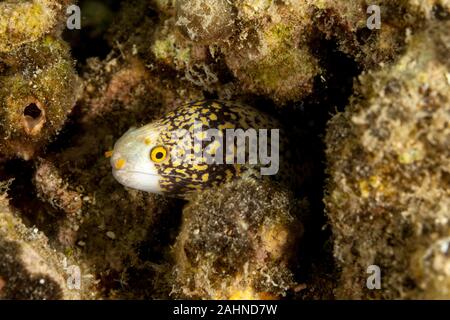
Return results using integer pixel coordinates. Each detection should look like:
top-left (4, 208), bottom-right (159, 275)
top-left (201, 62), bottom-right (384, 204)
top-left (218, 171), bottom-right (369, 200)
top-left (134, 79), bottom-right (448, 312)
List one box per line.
top-left (285, 36), bottom-right (361, 298)
top-left (3, 159), bottom-right (63, 240)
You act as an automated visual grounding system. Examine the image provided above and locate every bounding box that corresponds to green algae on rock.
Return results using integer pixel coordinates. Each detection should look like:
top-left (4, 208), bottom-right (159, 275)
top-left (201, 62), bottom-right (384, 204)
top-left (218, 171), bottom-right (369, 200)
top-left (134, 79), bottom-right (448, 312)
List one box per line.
top-left (1, 0), bottom-right (449, 301)
top-left (324, 20), bottom-right (450, 299)
top-left (224, 19), bottom-right (320, 104)
top-left (221, 2), bottom-right (321, 104)
top-left (0, 0), bottom-right (71, 53)
top-left (0, 36), bottom-right (81, 160)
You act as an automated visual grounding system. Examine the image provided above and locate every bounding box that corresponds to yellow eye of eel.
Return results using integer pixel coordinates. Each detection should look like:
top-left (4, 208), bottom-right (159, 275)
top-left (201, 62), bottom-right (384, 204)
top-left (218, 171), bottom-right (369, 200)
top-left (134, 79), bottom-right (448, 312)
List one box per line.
top-left (150, 146), bottom-right (168, 163)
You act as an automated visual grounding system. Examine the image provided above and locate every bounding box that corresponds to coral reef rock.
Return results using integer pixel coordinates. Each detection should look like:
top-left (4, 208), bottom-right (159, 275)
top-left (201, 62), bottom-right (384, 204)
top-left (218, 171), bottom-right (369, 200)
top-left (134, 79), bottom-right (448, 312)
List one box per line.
top-left (0, 36), bottom-right (80, 160)
top-left (171, 179), bottom-right (306, 299)
top-left (325, 20), bottom-right (450, 299)
top-left (0, 0), bottom-right (71, 53)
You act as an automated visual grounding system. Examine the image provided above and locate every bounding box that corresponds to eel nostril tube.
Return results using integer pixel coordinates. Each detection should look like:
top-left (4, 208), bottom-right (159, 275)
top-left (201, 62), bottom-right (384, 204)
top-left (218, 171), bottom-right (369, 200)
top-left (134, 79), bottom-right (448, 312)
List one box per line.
top-left (22, 101), bottom-right (46, 136)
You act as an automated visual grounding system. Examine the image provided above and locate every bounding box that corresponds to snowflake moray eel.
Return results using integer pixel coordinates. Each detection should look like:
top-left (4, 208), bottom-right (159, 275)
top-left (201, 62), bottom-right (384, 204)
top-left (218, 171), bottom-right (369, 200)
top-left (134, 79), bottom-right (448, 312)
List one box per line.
top-left (109, 100), bottom-right (289, 198)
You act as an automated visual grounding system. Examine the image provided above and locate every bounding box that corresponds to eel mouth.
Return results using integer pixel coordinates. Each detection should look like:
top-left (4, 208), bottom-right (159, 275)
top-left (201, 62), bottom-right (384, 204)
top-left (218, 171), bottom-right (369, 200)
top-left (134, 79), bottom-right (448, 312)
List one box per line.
top-left (111, 168), bottom-right (163, 193)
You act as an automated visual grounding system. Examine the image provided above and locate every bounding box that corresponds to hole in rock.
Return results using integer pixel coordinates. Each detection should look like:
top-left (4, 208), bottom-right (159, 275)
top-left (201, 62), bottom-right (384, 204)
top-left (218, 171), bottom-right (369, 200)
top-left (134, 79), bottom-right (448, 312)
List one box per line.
top-left (22, 101), bottom-right (46, 136)
top-left (24, 103), bottom-right (42, 119)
